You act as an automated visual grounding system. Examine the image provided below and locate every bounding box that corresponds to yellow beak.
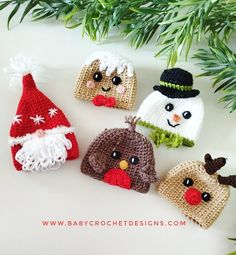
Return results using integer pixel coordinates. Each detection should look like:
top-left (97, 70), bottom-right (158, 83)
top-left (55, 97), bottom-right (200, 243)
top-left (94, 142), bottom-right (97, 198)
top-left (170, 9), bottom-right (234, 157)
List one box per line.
top-left (119, 160), bottom-right (129, 170)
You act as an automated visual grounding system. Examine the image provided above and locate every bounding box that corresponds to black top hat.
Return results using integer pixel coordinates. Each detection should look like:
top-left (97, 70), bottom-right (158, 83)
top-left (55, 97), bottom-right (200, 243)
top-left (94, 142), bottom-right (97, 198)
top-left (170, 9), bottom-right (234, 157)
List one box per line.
top-left (153, 68), bottom-right (200, 98)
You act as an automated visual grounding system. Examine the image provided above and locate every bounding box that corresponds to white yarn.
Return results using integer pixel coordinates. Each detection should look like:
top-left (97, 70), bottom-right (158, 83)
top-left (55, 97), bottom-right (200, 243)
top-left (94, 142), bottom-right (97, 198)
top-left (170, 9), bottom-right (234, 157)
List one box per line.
top-left (85, 51), bottom-right (134, 77)
top-left (3, 54), bottom-right (43, 91)
top-left (15, 132), bottom-right (72, 172)
top-left (137, 91), bottom-right (204, 141)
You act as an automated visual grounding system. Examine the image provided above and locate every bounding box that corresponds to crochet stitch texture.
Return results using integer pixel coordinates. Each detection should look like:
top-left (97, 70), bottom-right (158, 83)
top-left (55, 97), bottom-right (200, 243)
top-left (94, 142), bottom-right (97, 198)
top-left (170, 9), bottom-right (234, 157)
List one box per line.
top-left (74, 51), bottom-right (137, 110)
top-left (157, 154), bottom-right (235, 228)
top-left (137, 68), bottom-right (204, 148)
top-left (81, 116), bottom-right (158, 193)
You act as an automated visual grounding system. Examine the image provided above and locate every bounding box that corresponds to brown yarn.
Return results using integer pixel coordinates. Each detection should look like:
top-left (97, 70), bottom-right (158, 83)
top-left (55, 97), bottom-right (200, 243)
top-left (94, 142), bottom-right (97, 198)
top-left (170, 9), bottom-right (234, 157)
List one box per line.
top-left (204, 153), bottom-right (226, 175)
top-left (74, 60), bottom-right (137, 110)
top-left (158, 160), bottom-right (230, 229)
top-left (81, 117), bottom-right (158, 193)
top-left (218, 175), bottom-right (236, 188)
top-left (125, 116), bottom-right (140, 132)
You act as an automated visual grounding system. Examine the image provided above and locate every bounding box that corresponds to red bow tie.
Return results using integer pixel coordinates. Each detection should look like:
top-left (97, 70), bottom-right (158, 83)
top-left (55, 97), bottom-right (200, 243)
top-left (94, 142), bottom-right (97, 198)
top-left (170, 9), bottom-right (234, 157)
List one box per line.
top-left (92, 95), bottom-right (116, 107)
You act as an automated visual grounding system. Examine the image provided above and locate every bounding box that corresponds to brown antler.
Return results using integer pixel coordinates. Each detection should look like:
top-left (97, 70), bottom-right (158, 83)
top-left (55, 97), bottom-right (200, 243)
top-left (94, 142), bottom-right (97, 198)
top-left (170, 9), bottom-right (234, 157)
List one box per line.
top-left (204, 153), bottom-right (227, 175)
top-left (218, 175), bottom-right (236, 188)
top-left (125, 116), bottom-right (140, 132)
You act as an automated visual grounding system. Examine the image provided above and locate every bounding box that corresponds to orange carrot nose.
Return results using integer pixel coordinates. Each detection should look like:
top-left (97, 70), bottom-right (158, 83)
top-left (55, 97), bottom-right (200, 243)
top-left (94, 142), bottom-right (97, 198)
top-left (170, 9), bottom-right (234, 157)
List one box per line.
top-left (172, 114), bottom-right (181, 123)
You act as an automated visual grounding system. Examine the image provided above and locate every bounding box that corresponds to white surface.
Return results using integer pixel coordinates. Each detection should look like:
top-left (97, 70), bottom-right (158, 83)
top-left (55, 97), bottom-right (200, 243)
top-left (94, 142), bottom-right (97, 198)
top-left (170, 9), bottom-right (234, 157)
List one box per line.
top-left (0, 10), bottom-right (236, 255)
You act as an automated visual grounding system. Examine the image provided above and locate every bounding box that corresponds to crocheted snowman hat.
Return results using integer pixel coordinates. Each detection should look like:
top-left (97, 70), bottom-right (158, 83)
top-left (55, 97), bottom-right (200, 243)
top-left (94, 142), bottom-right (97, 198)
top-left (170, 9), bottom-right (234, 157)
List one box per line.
top-left (158, 154), bottom-right (236, 228)
top-left (5, 54), bottom-right (79, 172)
top-left (74, 51), bottom-right (137, 110)
top-left (81, 116), bottom-right (157, 193)
top-left (137, 68), bottom-right (204, 148)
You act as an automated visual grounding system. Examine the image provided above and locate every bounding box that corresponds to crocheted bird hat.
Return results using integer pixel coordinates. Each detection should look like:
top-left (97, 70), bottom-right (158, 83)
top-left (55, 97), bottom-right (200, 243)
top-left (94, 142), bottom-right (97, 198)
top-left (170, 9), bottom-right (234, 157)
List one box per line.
top-left (74, 51), bottom-right (137, 110)
top-left (5, 55), bottom-right (79, 172)
top-left (81, 116), bottom-right (158, 193)
top-left (137, 68), bottom-right (204, 148)
top-left (158, 154), bottom-right (236, 228)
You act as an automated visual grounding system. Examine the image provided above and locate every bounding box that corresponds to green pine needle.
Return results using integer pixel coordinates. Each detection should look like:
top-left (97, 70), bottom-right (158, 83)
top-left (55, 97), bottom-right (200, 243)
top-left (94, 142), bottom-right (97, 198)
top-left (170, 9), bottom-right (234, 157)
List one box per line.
top-left (194, 34), bottom-right (236, 113)
top-left (0, 0), bottom-right (236, 112)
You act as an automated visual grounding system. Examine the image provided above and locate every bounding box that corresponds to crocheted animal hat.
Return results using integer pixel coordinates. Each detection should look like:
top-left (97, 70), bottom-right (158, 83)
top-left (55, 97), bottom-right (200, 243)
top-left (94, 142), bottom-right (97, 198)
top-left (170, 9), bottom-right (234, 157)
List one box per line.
top-left (158, 154), bottom-right (236, 228)
top-left (5, 54), bottom-right (79, 172)
top-left (137, 68), bottom-right (204, 148)
top-left (74, 51), bottom-right (137, 110)
top-left (81, 116), bottom-right (157, 193)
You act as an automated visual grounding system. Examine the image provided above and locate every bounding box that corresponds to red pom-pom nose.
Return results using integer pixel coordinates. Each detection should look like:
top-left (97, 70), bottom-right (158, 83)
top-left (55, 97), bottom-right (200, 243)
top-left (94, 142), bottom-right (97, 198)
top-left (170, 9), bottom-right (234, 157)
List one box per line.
top-left (184, 187), bottom-right (202, 206)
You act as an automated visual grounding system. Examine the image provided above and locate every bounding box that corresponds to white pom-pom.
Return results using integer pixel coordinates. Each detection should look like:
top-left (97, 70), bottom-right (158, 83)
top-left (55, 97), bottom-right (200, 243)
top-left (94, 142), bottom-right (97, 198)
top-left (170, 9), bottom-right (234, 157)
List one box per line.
top-left (3, 54), bottom-right (43, 91)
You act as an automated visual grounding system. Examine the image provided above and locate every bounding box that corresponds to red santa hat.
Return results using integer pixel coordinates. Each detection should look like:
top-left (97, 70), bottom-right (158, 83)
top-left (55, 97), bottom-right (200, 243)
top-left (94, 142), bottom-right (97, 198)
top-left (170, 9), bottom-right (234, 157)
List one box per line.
top-left (5, 54), bottom-right (79, 172)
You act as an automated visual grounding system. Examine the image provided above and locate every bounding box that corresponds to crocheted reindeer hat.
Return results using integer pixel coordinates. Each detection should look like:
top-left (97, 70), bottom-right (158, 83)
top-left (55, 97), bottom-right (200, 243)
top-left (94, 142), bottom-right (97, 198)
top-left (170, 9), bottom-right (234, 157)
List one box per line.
top-left (74, 51), bottom-right (137, 110)
top-left (81, 116), bottom-right (157, 193)
top-left (137, 68), bottom-right (204, 148)
top-left (5, 54), bottom-right (79, 172)
top-left (158, 154), bottom-right (236, 228)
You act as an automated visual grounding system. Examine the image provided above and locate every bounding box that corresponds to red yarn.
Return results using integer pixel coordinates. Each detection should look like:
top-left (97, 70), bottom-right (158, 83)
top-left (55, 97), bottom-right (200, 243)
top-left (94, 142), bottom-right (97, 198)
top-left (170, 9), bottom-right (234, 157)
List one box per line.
top-left (184, 187), bottom-right (202, 206)
top-left (11, 145), bottom-right (23, 171)
top-left (92, 95), bottom-right (116, 107)
top-left (92, 95), bottom-right (106, 106)
top-left (103, 168), bottom-right (131, 189)
top-left (10, 74), bottom-right (79, 170)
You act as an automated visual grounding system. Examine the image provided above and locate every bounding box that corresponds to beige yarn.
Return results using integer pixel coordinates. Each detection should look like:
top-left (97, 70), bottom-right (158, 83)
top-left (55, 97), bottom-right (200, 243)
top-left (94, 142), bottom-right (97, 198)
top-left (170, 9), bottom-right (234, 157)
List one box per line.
top-left (158, 160), bottom-right (230, 229)
top-left (74, 60), bottom-right (137, 110)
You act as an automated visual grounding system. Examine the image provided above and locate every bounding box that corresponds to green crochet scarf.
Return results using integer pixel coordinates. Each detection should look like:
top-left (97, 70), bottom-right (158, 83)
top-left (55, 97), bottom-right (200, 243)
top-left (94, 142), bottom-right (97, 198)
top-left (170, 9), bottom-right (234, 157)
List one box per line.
top-left (138, 120), bottom-right (194, 148)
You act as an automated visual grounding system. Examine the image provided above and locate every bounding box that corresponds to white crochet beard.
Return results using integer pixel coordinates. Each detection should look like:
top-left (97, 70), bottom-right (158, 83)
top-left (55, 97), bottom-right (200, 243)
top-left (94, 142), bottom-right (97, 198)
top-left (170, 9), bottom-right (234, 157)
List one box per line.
top-left (15, 132), bottom-right (72, 172)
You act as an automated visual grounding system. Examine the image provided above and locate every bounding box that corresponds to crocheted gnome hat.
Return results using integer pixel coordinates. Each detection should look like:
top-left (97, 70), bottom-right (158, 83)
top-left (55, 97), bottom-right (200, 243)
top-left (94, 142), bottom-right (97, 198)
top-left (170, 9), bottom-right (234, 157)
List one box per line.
top-left (74, 51), bottom-right (137, 110)
top-left (158, 154), bottom-right (236, 229)
top-left (5, 54), bottom-right (79, 172)
top-left (137, 68), bottom-right (204, 148)
top-left (81, 116), bottom-right (157, 193)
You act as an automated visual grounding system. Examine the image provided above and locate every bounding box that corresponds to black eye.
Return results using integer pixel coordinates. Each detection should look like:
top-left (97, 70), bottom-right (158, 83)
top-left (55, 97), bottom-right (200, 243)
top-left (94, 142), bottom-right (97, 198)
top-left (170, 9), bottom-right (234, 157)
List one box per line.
top-left (165, 103), bottom-right (174, 112)
top-left (183, 178), bottom-right (193, 187)
top-left (111, 151), bottom-right (121, 160)
top-left (112, 76), bottom-right (121, 85)
top-left (93, 72), bottom-right (103, 82)
top-left (182, 111), bottom-right (192, 119)
top-left (202, 192), bottom-right (211, 202)
top-left (129, 156), bottom-right (139, 165)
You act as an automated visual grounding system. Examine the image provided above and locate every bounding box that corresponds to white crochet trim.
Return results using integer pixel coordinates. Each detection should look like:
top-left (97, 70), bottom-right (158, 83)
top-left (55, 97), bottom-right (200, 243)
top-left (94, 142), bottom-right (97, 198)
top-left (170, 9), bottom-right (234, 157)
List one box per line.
top-left (3, 54), bottom-right (43, 90)
top-left (15, 133), bottom-right (72, 172)
top-left (9, 126), bottom-right (75, 146)
top-left (85, 51), bottom-right (134, 77)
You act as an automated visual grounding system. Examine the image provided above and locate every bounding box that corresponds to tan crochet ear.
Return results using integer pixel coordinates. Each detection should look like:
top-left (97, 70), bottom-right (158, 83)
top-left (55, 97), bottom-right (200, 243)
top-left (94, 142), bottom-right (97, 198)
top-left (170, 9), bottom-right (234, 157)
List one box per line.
top-left (218, 175), bottom-right (236, 188)
top-left (204, 153), bottom-right (226, 175)
top-left (125, 116), bottom-right (140, 132)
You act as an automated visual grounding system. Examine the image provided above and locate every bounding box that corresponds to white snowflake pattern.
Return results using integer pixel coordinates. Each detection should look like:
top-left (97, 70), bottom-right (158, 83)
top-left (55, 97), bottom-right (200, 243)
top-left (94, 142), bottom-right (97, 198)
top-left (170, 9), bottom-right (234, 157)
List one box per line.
top-left (48, 108), bottom-right (58, 118)
top-left (12, 115), bottom-right (22, 125)
top-left (30, 115), bottom-right (45, 125)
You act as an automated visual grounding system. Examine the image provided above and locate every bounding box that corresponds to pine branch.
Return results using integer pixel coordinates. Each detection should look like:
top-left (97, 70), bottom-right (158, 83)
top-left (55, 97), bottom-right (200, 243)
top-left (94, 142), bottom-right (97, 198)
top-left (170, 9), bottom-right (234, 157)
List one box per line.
top-left (194, 34), bottom-right (236, 113)
top-left (1, 0), bottom-right (236, 113)
top-left (2, 1), bottom-right (236, 63)
top-left (123, 1), bottom-right (171, 49)
top-left (154, 0), bottom-right (218, 66)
